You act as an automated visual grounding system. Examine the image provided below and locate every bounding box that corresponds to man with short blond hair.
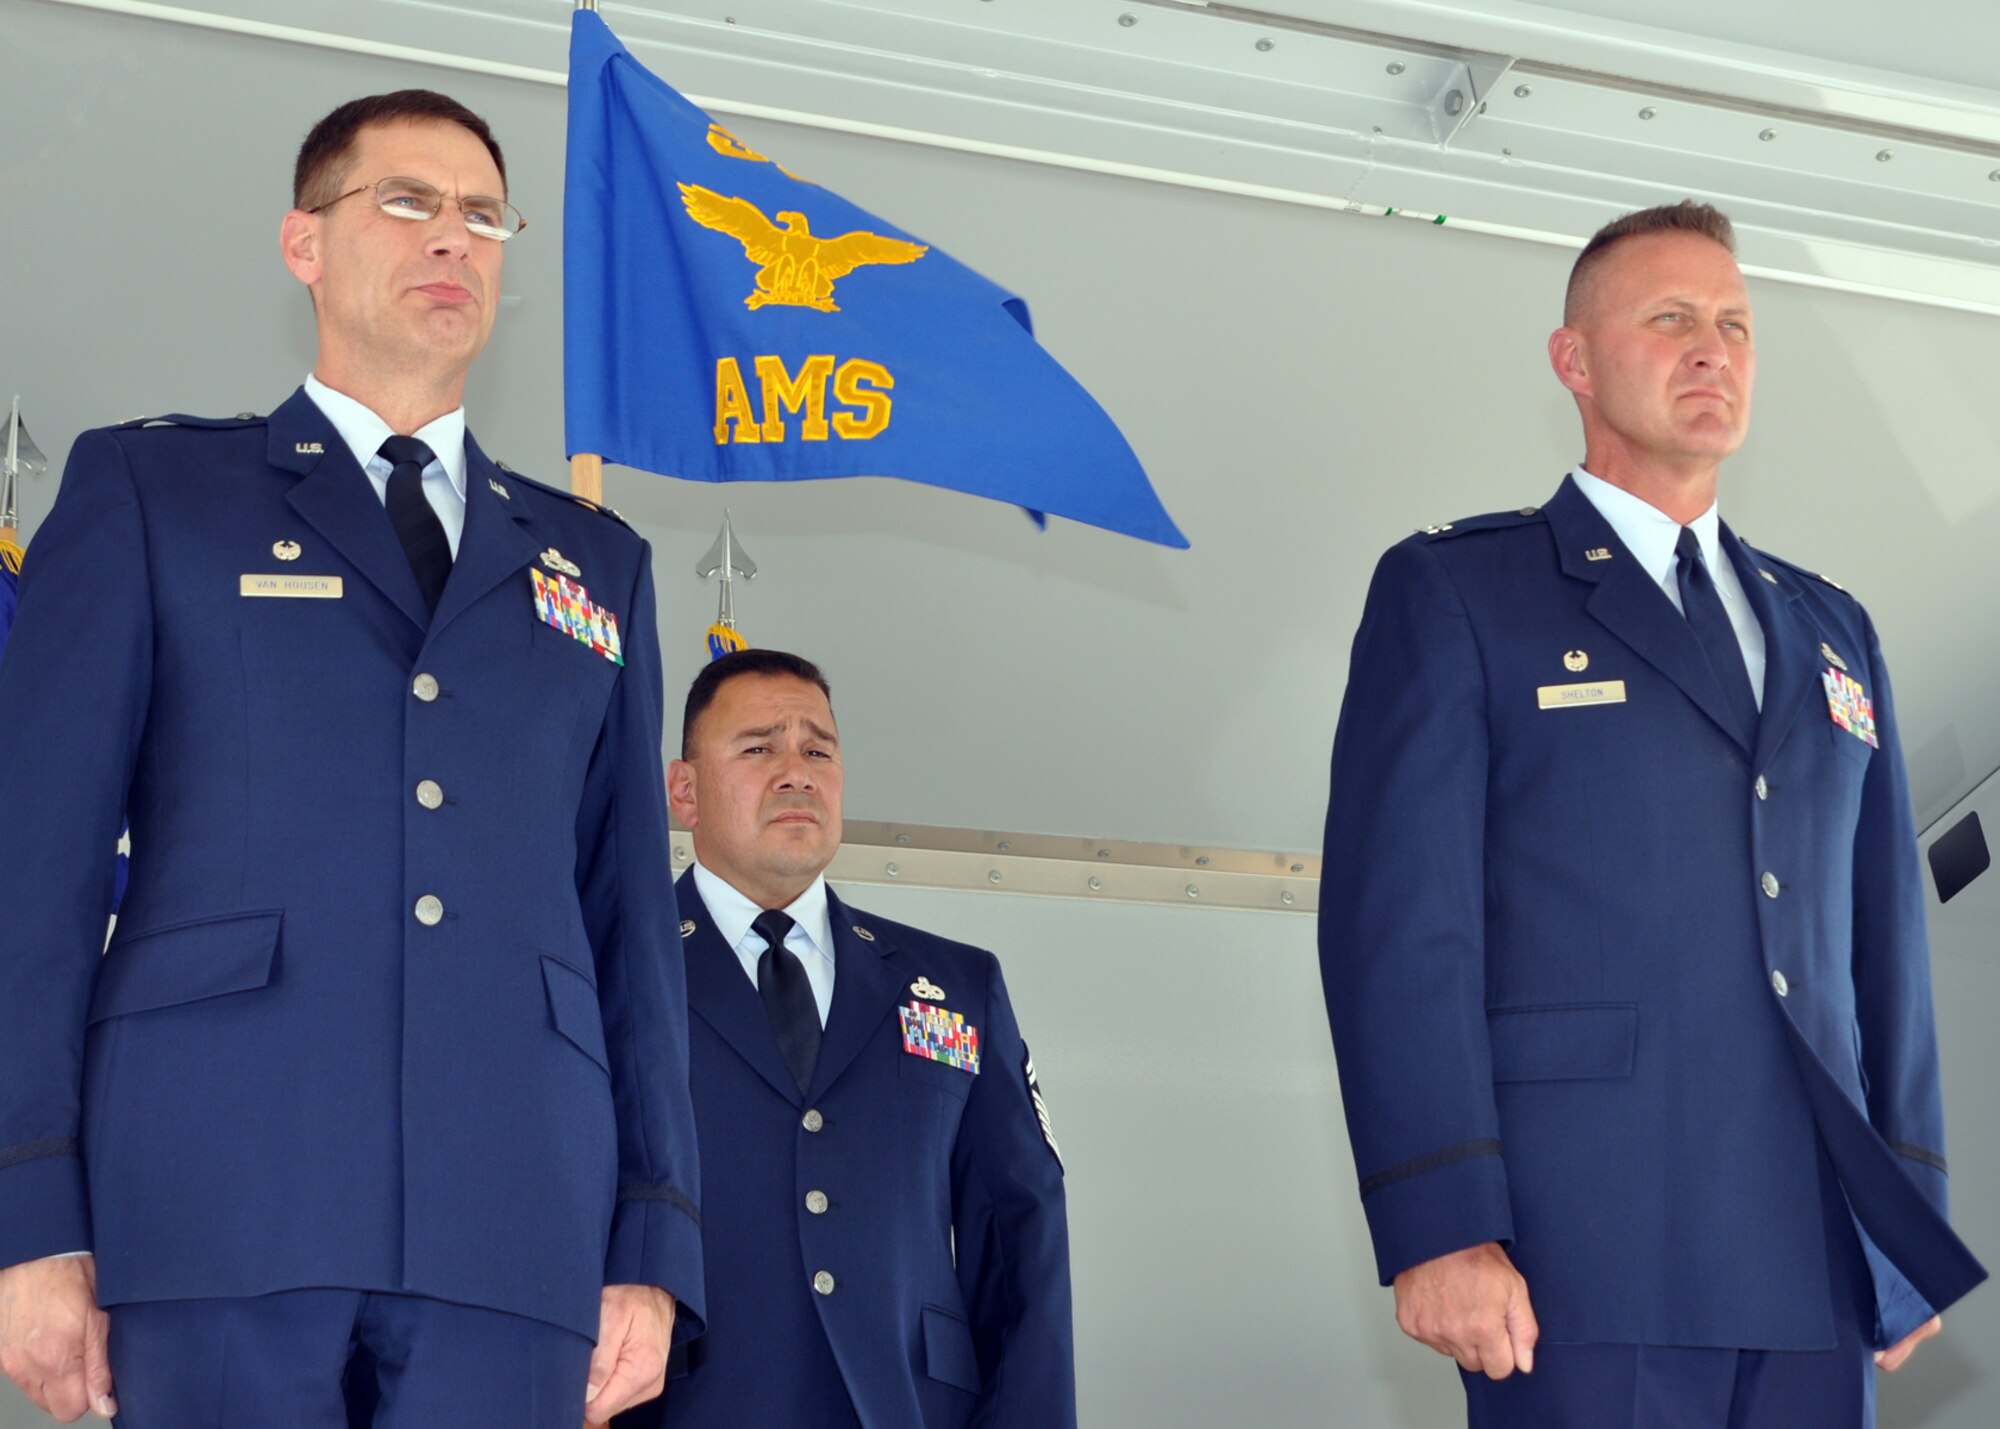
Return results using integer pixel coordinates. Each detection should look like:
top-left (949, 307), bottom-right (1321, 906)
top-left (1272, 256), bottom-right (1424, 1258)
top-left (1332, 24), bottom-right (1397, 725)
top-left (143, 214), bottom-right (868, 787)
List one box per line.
top-left (0, 90), bottom-right (701, 1426)
top-left (1319, 200), bottom-right (1984, 1425)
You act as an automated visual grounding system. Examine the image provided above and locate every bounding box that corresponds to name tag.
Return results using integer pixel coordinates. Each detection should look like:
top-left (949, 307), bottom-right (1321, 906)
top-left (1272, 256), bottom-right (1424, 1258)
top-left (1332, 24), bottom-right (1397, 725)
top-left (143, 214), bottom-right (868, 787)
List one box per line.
top-left (240, 574), bottom-right (344, 599)
top-left (1537, 680), bottom-right (1627, 709)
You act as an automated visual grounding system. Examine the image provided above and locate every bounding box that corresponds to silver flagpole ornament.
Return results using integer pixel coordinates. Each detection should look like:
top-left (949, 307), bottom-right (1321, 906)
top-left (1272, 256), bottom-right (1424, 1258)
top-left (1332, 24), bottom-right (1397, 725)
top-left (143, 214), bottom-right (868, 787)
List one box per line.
top-left (3, 396), bottom-right (50, 550)
top-left (697, 510), bottom-right (757, 661)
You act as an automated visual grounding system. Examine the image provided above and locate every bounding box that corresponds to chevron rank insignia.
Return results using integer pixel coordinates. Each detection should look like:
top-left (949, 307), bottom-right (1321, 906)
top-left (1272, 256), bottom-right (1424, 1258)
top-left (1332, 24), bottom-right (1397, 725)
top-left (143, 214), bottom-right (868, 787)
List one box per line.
top-left (1026, 1048), bottom-right (1062, 1170)
top-left (899, 1002), bottom-right (980, 1074)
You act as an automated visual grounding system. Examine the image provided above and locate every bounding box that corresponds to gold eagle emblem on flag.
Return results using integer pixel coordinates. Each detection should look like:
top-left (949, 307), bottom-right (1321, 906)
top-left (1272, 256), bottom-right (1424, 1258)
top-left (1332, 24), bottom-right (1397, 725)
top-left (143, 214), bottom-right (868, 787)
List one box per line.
top-left (678, 183), bottom-right (928, 312)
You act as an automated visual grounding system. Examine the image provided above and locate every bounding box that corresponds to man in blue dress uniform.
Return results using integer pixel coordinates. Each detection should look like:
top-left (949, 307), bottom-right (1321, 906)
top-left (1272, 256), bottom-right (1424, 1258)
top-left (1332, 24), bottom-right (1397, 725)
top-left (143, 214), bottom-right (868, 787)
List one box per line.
top-left (0, 91), bottom-right (702, 1426)
top-left (1319, 201), bottom-right (1984, 1426)
top-left (613, 649), bottom-right (1074, 1429)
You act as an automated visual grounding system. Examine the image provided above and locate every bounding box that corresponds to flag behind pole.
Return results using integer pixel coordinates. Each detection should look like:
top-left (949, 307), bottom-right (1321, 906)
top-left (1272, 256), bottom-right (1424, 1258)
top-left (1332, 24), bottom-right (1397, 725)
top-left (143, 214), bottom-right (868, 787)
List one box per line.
top-left (563, 10), bottom-right (1187, 548)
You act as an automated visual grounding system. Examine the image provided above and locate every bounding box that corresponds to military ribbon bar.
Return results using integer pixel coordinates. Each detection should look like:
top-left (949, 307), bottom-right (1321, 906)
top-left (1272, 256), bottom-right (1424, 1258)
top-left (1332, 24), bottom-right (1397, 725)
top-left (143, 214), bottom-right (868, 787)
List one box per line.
top-left (899, 1000), bottom-right (981, 1074)
top-left (531, 568), bottom-right (625, 666)
top-left (1822, 666), bottom-right (1878, 748)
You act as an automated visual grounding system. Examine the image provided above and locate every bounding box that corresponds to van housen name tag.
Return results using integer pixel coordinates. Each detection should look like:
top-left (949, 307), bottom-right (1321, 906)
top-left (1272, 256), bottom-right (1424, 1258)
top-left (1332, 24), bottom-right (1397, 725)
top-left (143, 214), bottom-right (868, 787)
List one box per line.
top-left (1537, 680), bottom-right (1627, 710)
top-left (240, 574), bottom-right (343, 599)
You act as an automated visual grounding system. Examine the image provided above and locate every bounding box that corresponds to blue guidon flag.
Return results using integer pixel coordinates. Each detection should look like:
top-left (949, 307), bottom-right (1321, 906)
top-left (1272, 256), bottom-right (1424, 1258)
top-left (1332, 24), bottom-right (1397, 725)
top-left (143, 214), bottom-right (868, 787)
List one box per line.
top-left (563, 9), bottom-right (1187, 548)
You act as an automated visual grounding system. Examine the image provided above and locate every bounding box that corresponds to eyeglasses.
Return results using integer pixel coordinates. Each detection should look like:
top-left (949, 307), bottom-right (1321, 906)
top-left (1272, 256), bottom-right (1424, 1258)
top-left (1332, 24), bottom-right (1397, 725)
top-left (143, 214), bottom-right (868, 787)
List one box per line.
top-left (308, 176), bottom-right (525, 242)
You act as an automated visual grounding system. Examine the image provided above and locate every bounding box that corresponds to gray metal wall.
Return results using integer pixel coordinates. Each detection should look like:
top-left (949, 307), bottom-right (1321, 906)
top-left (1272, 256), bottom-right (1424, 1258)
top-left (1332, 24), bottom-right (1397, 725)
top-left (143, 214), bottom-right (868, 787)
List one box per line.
top-left (2, 0), bottom-right (1993, 1423)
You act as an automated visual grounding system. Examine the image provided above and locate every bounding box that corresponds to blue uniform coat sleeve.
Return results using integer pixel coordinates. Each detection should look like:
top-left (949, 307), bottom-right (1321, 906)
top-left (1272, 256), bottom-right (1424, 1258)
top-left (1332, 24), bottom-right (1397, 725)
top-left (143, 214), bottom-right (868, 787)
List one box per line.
top-left (1318, 538), bottom-right (1515, 1284)
top-left (573, 549), bottom-right (706, 1336)
top-left (1849, 611), bottom-right (1951, 1216)
top-left (0, 433), bottom-right (153, 1267)
top-left (951, 958), bottom-right (1076, 1428)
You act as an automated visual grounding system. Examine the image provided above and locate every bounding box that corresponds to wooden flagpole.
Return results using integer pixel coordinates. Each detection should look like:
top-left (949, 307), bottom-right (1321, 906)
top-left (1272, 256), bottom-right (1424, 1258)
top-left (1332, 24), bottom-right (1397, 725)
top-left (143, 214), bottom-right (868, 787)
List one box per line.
top-left (568, 0), bottom-right (603, 506)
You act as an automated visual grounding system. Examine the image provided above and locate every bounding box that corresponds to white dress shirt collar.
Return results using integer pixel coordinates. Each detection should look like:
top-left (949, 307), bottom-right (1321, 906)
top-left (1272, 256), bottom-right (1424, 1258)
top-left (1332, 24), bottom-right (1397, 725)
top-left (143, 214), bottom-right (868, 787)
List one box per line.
top-left (1569, 466), bottom-right (1722, 592)
top-left (304, 373), bottom-right (468, 501)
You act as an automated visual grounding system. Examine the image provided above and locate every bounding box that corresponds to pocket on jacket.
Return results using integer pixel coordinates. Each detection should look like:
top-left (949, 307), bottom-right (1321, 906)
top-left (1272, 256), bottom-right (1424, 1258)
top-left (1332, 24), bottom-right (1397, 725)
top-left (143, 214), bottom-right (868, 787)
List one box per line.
top-left (1487, 1003), bottom-right (1638, 1083)
top-left (542, 953), bottom-right (610, 1074)
top-left (88, 910), bottom-right (283, 1024)
top-left (922, 1304), bottom-right (981, 1394)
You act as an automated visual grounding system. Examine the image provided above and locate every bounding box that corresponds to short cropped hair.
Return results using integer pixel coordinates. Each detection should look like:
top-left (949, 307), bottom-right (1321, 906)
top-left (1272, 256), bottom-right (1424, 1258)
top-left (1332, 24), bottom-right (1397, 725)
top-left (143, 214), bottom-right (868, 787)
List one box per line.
top-left (681, 649), bottom-right (834, 758)
top-left (1564, 201), bottom-right (1736, 324)
top-left (294, 90), bottom-right (507, 211)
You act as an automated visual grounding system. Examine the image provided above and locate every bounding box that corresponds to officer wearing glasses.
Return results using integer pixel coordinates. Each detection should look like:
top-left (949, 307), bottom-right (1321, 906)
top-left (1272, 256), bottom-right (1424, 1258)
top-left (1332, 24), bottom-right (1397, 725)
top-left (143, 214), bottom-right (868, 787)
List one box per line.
top-left (0, 90), bottom-right (703, 1427)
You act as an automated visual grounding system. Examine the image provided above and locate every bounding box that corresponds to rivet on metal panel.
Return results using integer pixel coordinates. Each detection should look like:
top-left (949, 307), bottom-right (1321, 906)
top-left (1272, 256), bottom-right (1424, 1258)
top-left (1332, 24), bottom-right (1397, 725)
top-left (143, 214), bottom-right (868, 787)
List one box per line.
top-left (886, 863), bottom-right (900, 877)
top-left (1256, 38), bottom-right (1274, 52)
top-left (1097, 849), bottom-right (1111, 859)
top-left (896, 833), bottom-right (910, 845)
top-left (1118, 12), bottom-right (1136, 26)
top-left (998, 841), bottom-right (1012, 852)
top-left (1088, 877), bottom-right (1103, 892)
top-left (1639, 107), bottom-right (1658, 120)
top-left (1387, 61), bottom-right (1406, 75)
top-left (1876, 149), bottom-right (1894, 162)
top-left (675, 845), bottom-right (689, 861)
top-left (1196, 856), bottom-right (1210, 866)
top-left (1444, 90), bottom-right (1465, 115)
top-left (1185, 884), bottom-right (1200, 899)
top-left (1281, 891), bottom-right (1296, 906)
top-left (988, 870), bottom-right (1003, 884)
top-left (1990, 170), bottom-right (2000, 182)
top-left (1291, 863), bottom-right (1305, 873)
top-left (1514, 85), bottom-right (1532, 98)
top-left (1760, 129), bottom-right (1778, 141)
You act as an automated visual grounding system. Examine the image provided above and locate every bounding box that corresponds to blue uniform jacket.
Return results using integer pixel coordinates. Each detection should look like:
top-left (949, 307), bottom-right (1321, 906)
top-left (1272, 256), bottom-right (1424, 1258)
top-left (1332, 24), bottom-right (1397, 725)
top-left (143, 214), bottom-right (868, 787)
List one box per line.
top-left (1319, 474), bottom-right (1984, 1351)
top-left (624, 873), bottom-right (1074, 1429)
top-left (0, 389), bottom-right (704, 1342)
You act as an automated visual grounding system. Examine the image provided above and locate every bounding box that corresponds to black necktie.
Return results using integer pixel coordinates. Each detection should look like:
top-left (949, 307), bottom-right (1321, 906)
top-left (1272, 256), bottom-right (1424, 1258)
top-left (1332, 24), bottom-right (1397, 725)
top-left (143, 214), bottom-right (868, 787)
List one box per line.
top-left (378, 435), bottom-right (451, 616)
top-left (1675, 527), bottom-right (1759, 748)
top-left (753, 909), bottom-right (820, 1094)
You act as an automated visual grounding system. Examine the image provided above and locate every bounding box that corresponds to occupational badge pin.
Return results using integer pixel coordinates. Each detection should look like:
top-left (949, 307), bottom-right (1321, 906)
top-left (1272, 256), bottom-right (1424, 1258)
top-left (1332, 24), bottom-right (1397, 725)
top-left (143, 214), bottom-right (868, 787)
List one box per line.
top-left (1584, 547), bottom-right (1614, 562)
top-left (852, 925), bottom-right (877, 943)
top-left (539, 548), bottom-right (582, 578)
top-left (272, 540), bottom-right (302, 562)
top-left (1563, 650), bottom-right (1589, 673)
top-left (911, 976), bottom-right (946, 1002)
top-left (680, 920), bottom-right (696, 939)
top-left (1820, 642), bottom-right (1847, 672)
top-left (488, 478), bottom-right (510, 500)
top-left (293, 441), bottom-right (324, 455)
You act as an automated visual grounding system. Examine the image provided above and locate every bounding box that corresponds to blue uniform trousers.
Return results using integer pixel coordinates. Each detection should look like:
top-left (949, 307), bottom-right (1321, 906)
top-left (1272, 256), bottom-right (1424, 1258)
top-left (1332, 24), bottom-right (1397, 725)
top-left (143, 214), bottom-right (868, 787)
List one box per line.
top-left (108, 1290), bottom-right (593, 1429)
top-left (1464, 1144), bottom-right (1876, 1428)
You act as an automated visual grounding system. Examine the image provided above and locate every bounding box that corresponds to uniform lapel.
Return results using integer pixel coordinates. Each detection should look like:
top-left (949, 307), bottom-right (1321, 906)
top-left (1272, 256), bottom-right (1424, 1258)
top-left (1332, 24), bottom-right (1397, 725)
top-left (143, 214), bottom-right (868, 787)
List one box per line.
top-left (1542, 475), bottom-right (1753, 755)
top-left (1727, 528), bottom-right (1820, 776)
top-left (675, 875), bottom-right (807, 1104)
top-left (270, 389), bottom-right (430, 632)
top-left (427, 434), bottom-right (540, 639)
top-left (806, 889), bottom-right (904, 1102)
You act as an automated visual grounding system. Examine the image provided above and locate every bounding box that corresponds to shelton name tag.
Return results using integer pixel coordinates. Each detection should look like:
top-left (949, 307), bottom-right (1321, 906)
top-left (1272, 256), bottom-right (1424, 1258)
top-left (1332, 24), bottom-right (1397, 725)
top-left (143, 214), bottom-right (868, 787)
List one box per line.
top-left (1537, 680), bottom-right (1627, 710)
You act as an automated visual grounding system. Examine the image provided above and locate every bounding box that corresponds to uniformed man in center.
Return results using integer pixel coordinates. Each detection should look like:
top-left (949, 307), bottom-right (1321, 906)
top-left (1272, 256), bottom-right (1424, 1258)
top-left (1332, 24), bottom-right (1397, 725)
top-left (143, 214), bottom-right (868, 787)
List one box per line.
top-left (612, 648), bottom-right (1076, 1429)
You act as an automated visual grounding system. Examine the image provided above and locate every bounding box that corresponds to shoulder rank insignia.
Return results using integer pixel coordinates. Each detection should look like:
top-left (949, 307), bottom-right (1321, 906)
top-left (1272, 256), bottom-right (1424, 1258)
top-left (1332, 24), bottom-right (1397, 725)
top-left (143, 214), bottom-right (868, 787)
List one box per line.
top-left (900, 1001), bottom-right (980, 1073)
top-left (1418, 522), bottom-right (1455, 535)
top-left (1026, 1048), bottom-right (1062, 1170)
top-left (910, 976), bottom-right (946, 1002)
top-left (539, 548), bottom-right (582, 578)
top-left (680, 920), bottom-right (696, 939)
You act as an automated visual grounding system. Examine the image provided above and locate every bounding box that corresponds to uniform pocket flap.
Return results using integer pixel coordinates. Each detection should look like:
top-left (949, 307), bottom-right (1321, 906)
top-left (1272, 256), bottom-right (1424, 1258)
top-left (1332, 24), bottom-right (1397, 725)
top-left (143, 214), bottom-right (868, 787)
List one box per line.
top-left (89, 910), bottom-right (282, 1024)
top-left (922, 1304), bottom-right (981, 1394)
top-left (542, 955), bottom-right (609, 1073)
top-left (1488, 1003), bottom-right (1638, 1083)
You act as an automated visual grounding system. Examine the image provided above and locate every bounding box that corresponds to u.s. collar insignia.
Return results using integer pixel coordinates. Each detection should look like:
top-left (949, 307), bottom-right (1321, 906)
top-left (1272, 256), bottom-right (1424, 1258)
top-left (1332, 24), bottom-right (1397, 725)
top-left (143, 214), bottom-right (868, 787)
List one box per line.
top-left (488, 477), bottom-right (511, 500)
top-left (680, 920), bottom-right (696, 939)
top-left (294, 441), bottom-right (324, 455)
top-left (540, 548), bottom-right (582, 578)
top-left (272, 540), bottom-right (302, 562)
top-left (1821, 642), bottom-right (1847, 672)
top-left (911, 976), bottom-right (945, 1002)
top-left (852, 925), bottom-right (877, 943)
top-left (1584, 547), bottom-right (1614, 562)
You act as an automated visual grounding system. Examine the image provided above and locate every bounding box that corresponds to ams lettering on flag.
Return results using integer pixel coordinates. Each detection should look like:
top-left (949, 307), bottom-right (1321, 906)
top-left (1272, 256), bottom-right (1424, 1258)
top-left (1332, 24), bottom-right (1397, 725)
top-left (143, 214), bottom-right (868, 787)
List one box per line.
top-left (562, 10), bottom-right (1186, 548)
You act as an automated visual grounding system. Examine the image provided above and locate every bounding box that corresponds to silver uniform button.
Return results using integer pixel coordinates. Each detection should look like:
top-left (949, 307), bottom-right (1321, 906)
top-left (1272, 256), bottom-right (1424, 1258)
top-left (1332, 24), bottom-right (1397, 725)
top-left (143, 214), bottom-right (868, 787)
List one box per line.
top-left (1754, 776), bottom-right (1769, 801)
top-left (412, 673), bottom-right (440, 703)
top-left (415, 895), bottom-right (444, 926)
top-left (805, 1190), bottom-right (828, 1215)
top-left (1760, 872), bottom-right (1780, 899)
top-left (813, 1271), bottom-right (835, 1296)
top-left (416, 780), bottom-right (444, 810)
top-left (802, 1109), bottom-right (824, 1133)
top-left (1771, 969), bottom-right (1790, 997)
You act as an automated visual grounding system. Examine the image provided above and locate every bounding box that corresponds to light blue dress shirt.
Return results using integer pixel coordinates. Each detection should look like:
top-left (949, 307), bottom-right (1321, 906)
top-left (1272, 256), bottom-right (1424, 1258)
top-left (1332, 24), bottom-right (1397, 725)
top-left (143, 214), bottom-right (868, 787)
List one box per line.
top-left (1571, 466), bottom-right (1767, 709)
top-left (304, 375), bottom-right (469, 559)
top-left (692, 861), bottom-right (837, 1028)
